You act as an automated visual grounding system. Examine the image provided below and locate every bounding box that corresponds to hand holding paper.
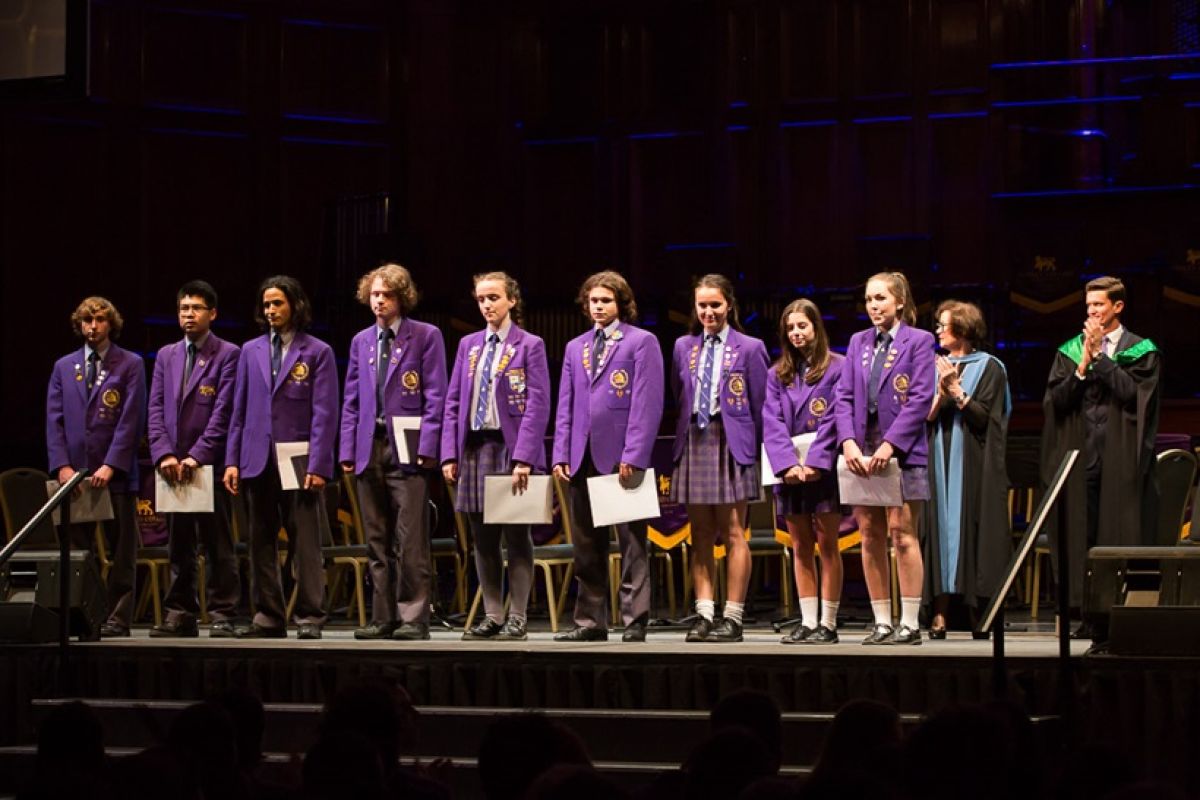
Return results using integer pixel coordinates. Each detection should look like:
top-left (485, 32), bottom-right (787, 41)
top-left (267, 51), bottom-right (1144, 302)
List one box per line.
top-left (587, 468), bottom-right (660, 527)
top-left (836, 455), bottom-right (902, 507)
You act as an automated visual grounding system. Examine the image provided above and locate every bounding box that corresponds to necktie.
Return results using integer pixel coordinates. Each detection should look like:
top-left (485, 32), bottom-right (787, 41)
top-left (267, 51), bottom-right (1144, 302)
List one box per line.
top-left (183, 342), bottom-right (197, 390)
top-left (697, 334), bottom-right (719, 430)
top-left (867, 331), bottom-right (892, 414)
top-left (377, 328), bottom-right (394, 416)
top-left (86, 351), bottom-right (99, 392)
top-left (271, 333), bottom-right (283, 380)
top-left (592, 329), bottom-right (606, 378)
top-left (473, 333), bottom-right (500, 430)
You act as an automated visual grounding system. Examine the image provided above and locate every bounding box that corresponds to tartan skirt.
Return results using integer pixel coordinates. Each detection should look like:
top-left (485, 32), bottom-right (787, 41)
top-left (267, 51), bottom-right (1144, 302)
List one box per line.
top-left (454, 432), bottom-right (509, 513)
top-left (669, 418), bottom-right (761, 506)
top-left (864, 416), bottom-right (930, 503)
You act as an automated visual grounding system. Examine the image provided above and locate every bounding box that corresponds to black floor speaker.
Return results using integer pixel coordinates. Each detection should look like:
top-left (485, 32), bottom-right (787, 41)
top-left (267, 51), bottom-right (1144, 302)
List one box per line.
top-left (1109, 606), bottom-right (1200, 656)
top-left (0, 601), bottom-right (59, 643)
top-left (0, 550), bottom-right (106, 641)
top-left (1084, 545), bottom-right (1200, 654)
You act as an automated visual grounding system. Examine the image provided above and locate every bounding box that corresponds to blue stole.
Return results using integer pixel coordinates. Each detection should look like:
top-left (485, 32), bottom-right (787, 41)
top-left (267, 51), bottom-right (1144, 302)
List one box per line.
top-left (929, 352), bottom-right (1011, 592)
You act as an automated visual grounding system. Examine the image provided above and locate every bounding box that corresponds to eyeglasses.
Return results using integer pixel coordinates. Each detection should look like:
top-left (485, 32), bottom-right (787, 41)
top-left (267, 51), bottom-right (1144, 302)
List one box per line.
top-left (934, 322), bottom-right (948, 332)
top-left (178, 304), bottom-right (210, 314)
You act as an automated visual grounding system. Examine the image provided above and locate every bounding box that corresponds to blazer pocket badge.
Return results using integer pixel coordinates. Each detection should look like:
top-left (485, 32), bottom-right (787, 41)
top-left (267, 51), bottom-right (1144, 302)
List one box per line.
top-left (101, 388), bottom-right (121, 408)
top-left (507, 368), bottom-right (526, 394)
top-left (402, 370), bottom-right (421, 391)
top-left (290, 362), bottom-right (310, 382)
top-left (609, 369), bottom-right (629, 398)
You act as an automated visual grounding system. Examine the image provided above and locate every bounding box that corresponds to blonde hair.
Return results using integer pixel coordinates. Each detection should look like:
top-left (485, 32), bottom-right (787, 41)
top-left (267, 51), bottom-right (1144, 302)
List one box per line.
top-left (865, 271), bottom-right (917, 326)
top-left (70, 296), bottom-right (123, 339)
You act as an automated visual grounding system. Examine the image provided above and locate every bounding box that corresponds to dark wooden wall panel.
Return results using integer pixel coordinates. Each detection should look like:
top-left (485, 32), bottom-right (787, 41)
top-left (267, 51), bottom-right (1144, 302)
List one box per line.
top-left (928, 0), bottom-right (989, 93)
top-left (852, 120), bottom-right (917, 236)
top-left (520, 141), bottom-right (603, 295)
top-left (280, 19), bottom-right (389, 121)
top-left (142, 7), bottom-right (249, 112)
top-left (929, 115), bottom-right (988, 281)
top-left (852, 0), bottom-right (913, 99)
top-left (779, 123), bottom-right (841, 284)
top-left (779, 0), bottom-right (838, 104)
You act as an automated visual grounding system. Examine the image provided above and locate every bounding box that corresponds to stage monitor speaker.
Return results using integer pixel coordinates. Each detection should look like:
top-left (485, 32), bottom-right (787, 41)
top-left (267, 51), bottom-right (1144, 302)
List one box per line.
top-left (0, 550), bottom-right (106, 641)
top-left (1083, 545), bottom-right (1200, 654)
top-left (0, 601), bottom-right (59, 643)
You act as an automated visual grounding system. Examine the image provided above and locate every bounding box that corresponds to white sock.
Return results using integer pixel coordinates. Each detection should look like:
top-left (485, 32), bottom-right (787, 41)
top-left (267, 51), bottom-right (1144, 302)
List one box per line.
top-left (871, 600), bottom-right (892, 627)
top-left (820, 600), bottom-right (840, 630)
top-left (723, 601), bottom-right (745, 625)
top-left (696, 599), bottom-right (715, 622)
top-left (799, 597), bottom-right (819, 629)
top-left (900, 597), bottom-right (921, 630)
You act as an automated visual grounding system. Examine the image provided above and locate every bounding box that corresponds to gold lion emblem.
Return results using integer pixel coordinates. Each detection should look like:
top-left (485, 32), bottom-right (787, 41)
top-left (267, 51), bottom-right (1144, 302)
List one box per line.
top-left (290, 362), bottom-right (309, 381)
top-left (893, 373), bottom-right (910, 393)
top-left (101, 388), bottom-right (121, 408)
top-left (402, 370), bottom-right (420, 391)
top-left (809, 397), bottom-right (828, 417)
top-left (728, 374), bottom-right (746, 397)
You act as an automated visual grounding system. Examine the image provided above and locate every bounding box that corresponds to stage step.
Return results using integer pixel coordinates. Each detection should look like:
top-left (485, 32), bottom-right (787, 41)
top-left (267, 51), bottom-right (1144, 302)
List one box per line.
top-left (29, 698), bottom-right (919, 765)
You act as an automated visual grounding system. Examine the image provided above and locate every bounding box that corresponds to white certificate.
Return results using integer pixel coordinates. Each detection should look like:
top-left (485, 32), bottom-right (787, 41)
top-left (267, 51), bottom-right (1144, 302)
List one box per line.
top-left (154, 465), bottom-right (215, 514)
top-left (587, 468), bottom-right (660, 527)
top-left (483, 475), bottom-right (554, 525)
top-left (46, 480), bottom-right (114, 525)
top-left (761, 433), bottom-right (818, 487)
top-left (390, 416), bottom-right (423, 465)
top-left (836, 455), bottom-right (903, 507)
top-left (274, 441), bottom-right (310, 491)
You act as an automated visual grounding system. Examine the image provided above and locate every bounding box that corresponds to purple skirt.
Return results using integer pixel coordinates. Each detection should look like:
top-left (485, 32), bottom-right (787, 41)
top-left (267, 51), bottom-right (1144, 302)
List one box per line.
top-left (454, 434), bottom-right (509, 513)
top-left (669, 418), bottom-right (761, 506)
top-left (864, 417), bottom-right (929, 503)
top-left (775, 474), bottom-right (843, 516)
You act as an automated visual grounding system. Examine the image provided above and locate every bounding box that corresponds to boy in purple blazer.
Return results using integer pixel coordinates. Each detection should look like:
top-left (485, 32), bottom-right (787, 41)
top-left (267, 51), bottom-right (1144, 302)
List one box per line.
top-left (552, 271), bottom-right (664, 642)
top-left (46, 296), bottom-right (147, 637)
top-left (223, 276), bottom-right (338, 640)
top-left (340, 264), bottom-right (447, 641)
top-left (147, 280), bottom-right (241, 637)
top-left (441, 272), bottom-right (551, 641)
top-left (808, 272), bottom-right (935, 645)
top-left (669, 274), bottom-right (769, 643)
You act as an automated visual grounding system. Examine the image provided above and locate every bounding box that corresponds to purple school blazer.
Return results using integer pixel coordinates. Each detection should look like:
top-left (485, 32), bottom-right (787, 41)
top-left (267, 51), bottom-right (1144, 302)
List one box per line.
top-left (148, 334), bottom-right (240, 469)
top-left (439, 325), bottom-right (551, 471)
top-left (339, 318), bottom-right (447, 474)
top-left (46, 343), bottom-right (147, 493)
top-left (808, 322), bottom-right (936, 470)
top-left (552, 323), bottom-right (664, 475)
top-left (761, 354), bottom-right (844, 475)
top-left (225, 331), bottom-right (339, 481)
top-left (670, 328), bottom-right (770, 467)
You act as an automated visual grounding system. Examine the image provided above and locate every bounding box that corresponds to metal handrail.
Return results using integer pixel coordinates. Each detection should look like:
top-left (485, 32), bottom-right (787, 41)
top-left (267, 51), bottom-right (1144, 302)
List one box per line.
top-left (0, 470), bottom-right (89, 567)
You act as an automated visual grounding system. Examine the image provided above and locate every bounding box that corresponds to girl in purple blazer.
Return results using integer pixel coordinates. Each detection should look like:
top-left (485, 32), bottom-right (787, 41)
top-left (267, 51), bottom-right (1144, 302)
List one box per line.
top-left (669, 274), bottom-right (769, 643)
top-left (810, 271), bottom-right (935, 646)
top-left (763, 299), bottom-right (846, 645)
top-left (440, 272), bottom-right (551, 642)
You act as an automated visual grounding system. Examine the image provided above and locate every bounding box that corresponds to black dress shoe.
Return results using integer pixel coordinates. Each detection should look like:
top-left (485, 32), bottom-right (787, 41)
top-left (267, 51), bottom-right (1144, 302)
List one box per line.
top-left (622, 621), bottom-right (647, 642)
top-left (497, 617), bottom-right (527, 641)
top-left (355, 621), bottom-right (399, 640)
top-left (707, 618), bottom-right (743, 642)
top-left (554, 625), bottom-right (607, 642)
top-left (928, 627), bottom-right (947, 640)
top-left (236, 623), bottom-right (286, 639)
top-left (150, 618), bottom-right (199, 638)
top-left (100, 622), bottom-right (130, 638)
top-left (685, 617), bottom-right (714, 642)
top-left (892, 624), bottom-right (922, 645)
top-left (462, 617), bottom-right (504, 640)
top-left (862, 623), bottom-right (894, 645)
top-left (209, 621), bottom-right (237, 638)
top-left (296, 623), bottom-right (322, 640)
top-left (809, 624), bottom-right (839, 644)
top-left (393, 622), bottom-right (431, 641)
top-left (781, 623), bottom-right (814, 644)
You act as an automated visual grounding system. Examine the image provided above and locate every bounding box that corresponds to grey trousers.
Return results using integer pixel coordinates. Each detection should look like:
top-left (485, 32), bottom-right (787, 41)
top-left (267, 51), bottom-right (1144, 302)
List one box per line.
top-left (356, 435), bottom-right (431, 625)
top-left (467, 513), bottom-right (533, 622)
top-left (163, 488), bottom-right (241, 624)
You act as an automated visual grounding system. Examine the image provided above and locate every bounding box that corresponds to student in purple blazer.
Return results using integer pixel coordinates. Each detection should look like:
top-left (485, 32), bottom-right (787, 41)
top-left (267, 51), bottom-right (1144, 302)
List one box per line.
top-left (147, 280), bottom-right (241, 638)
top-left (222, 276), bottom-right (338, 640)
top-left (441, 272), bottom-right (551, 642)
top-left (340, 264), bottom-right (447, 642)
top-left (552, 271), bottom-right (664, 643)
top-left (763, 299), bottom-right (846, 645)
top-left (669, 274), bottom-right (769, 643)
top-left (808, 272), bottom-right (935, 645)
top-left (46, 296), bottom-right (146, 637)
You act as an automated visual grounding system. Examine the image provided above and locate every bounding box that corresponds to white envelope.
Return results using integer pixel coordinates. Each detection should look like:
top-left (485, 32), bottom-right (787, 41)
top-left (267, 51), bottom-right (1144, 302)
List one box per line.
top-left (483, 475), bottom-right (553, 525)
top-left (761, 433), bottom-right (818, 487)
top-left (836, 455), bottom-right (903, 507)
top-left (154, 465), bottom-right (215, 514)
top-left (46, 480), bottom-right (114, 525)
top-left (586, 469), bottom-right (660, 527)
top-left (390, 416), bottom-right (423, 465)
top-left (274, 441), bottom-right (310, 491)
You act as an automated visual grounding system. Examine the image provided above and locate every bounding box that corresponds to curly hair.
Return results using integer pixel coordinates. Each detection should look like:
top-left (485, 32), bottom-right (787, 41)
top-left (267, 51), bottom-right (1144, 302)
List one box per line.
top-left (355, 263), bottom-right (419, 315)
top-left (70, 296), bottom-right (123, 339)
